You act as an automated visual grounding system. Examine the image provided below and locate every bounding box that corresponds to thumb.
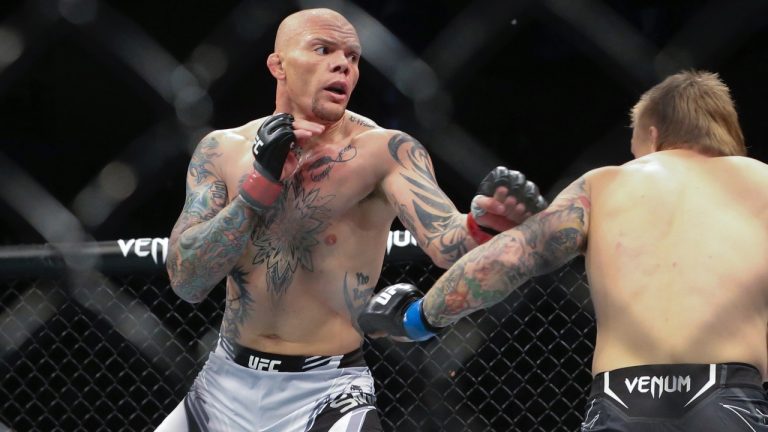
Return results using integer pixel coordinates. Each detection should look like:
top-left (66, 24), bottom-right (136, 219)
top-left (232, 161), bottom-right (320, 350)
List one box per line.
top-left (471, 195), bottom-right (504, 217)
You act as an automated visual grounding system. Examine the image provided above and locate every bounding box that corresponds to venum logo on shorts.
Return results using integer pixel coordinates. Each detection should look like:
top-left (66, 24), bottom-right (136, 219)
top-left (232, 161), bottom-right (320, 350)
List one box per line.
top-left (625, 375), bottom-right (691, 398)
top-left (247, 355), bottom-right (282, 371)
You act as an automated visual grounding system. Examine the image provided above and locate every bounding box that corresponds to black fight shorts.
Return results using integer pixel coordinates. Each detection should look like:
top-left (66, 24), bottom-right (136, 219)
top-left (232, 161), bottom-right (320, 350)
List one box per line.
top-left (581, 363), bottom-right (768, 431)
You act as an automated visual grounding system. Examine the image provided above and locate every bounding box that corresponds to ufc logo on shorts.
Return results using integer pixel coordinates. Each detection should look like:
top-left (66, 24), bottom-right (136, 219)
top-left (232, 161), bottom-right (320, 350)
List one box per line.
top-left (374, 286), bottom-right (401, 306)
top-left (247, 356), bottom-right (282, 371)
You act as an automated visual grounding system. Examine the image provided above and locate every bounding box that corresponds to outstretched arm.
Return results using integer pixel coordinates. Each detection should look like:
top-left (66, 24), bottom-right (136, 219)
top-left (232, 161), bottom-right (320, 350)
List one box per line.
top-left (380, 132), bottom-right (473, 268)
top-left (422, 176), bottom-right (591, 327)
top-left (380, 133), bottom-right (542, 268)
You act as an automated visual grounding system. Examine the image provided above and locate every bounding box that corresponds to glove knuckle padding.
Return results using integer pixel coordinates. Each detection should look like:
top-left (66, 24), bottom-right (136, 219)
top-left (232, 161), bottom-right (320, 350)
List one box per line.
top-left (477, 166), bottom-right (526, 196)
top-left (252, 113), bottom-right (296, 181)
top-left (357, 283), bottom-right (423, 337)
top-left (497, 168), bottom-right (526, 194)
top-left (478, 165), bottom-right (549, 214)
top-left (521, 181), bottom-right (538, 207)
top-left (239, 113), bottom-right (296, 209)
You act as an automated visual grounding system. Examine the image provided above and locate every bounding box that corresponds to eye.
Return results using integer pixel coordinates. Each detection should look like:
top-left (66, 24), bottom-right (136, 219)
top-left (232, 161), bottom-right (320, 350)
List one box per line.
top-left (314, 46), bottom-right (329, 55)
top-left (348, 53), bottom-right (359, 63)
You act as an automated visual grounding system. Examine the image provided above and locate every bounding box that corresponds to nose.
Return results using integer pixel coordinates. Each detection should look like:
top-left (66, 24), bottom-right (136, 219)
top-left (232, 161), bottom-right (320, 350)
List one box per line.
top-left (330, 51), bottom-right (350, 75)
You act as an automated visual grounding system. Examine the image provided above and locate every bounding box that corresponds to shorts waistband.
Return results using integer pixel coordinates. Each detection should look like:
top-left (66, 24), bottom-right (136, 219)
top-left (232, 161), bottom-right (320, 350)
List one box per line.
top-left (590, 363), bottom-right (763, 418)
top-left (215, 337), bottom-right (365, 373)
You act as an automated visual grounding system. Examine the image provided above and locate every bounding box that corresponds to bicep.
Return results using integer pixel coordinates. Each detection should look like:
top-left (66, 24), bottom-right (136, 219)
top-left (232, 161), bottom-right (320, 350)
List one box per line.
top-left (380, 133), bottom-right (466, 264)
top-left (381, 133), bottom-right (458, 231)
top-left (512, 176), bottom-right (590, 272)
top-left (169, 135), bottom-right (229, 242)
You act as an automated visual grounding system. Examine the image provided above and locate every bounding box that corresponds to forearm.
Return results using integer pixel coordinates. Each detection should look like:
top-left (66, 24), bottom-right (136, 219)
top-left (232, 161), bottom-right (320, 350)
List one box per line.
top-left (374, 175), bottom-right (589, 336)
top-left (417, 212), bottom-right (478, 269)
top-left (167, 197), bottom-right (256, 302)
top-left (422, 231), bottom-right (533, 327)
top-left (422, 200), bottom-right (586, 327)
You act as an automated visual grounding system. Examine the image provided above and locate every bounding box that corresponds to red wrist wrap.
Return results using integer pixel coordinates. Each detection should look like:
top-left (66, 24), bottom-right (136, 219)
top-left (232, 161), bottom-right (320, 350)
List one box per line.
top-left (466, 213), bottom-right (493, 245)
top-left (240, 171), bottom-right (283, 209)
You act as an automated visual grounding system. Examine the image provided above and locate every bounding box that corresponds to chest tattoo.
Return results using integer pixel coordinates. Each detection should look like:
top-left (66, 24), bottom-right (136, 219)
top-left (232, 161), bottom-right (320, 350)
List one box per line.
top-left (305, 144), bottom-right (356, 182)
top-left (247, 144), bottom-right (358, 297)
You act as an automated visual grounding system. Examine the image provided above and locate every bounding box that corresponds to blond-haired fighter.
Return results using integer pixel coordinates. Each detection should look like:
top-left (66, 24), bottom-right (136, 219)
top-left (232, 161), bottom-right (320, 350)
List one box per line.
top-left (361, 70), bottom-right (768, 431)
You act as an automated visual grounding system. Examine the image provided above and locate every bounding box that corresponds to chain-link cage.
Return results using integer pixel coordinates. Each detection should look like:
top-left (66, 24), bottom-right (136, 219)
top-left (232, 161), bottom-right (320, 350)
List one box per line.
top-left (0, 252), bottom-right (594, 431)
top-left (2, 0), bottom-right (768, 430)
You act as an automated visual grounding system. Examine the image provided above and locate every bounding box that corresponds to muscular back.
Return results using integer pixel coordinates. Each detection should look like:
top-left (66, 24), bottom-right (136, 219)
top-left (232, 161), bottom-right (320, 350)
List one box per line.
top-left (585, 150), bottom-right (768, 377)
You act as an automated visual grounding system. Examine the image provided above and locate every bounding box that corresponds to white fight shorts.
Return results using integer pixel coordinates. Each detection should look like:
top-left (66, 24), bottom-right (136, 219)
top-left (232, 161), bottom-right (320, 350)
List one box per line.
top-left (155, 337), bottom-right (382, 432)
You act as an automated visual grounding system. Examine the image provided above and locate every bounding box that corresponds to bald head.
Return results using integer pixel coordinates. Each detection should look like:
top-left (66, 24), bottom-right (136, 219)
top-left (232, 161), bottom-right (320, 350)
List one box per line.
top-left (268, 8), bottom-right (361, 122)
top-left (274, 8), bottom-right (357, 52)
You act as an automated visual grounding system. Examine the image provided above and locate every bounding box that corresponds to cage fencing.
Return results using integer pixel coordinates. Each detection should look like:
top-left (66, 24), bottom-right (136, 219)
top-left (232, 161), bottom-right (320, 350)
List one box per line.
top-left (0, 236), bottom-right (595, 431)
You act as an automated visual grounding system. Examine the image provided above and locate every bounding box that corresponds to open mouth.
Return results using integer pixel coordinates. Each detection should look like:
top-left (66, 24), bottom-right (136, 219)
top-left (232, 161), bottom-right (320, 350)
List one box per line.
top-left (325, 85), bottom-right (345, 95)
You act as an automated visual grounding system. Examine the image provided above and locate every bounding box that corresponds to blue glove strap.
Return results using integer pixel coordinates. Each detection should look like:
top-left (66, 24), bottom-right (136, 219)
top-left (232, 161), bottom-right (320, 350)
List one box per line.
top-left (403, 298), bottom-right (436, 342)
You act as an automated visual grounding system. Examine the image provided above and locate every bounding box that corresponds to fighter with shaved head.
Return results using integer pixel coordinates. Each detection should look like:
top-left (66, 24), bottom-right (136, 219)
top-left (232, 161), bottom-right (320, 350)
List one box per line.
top-left (157, 8), bottom-right (546, 432)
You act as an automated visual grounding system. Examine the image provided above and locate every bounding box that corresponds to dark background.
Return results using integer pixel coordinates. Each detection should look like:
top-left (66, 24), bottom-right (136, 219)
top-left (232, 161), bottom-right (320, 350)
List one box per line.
top-left (2, 0), bottom-right (766, 246)
top-left (1, 1), bottom-right (767, 431)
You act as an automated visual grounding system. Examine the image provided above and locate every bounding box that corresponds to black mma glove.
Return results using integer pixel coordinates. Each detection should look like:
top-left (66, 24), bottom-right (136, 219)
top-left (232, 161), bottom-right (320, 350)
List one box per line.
top-left (239, 113), bottom-right (296, 209)
top-left (468, 166), bottom-right (549, 243)
top-left (357, 283), bottom-right (442, 342)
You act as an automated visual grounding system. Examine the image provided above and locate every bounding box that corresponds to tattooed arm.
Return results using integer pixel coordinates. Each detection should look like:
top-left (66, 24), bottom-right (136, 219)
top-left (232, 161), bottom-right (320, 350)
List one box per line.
top-left (381, 132), bottom-right (474, 268)
top-left (421, 176), bottom-right (591, 327)
top-left (167, 132), bottom-right (257, 303)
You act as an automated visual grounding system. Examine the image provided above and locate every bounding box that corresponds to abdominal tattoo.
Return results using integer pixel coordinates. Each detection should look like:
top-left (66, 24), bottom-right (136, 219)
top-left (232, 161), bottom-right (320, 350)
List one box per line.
top-left (343, 272), bottom-right (374, 332)
top-left (221, 266), bottom-right (253, 341)
top-left (388, 134), bottom-right (467, 262)
top-left (250, 146), bottom-right (356, 298)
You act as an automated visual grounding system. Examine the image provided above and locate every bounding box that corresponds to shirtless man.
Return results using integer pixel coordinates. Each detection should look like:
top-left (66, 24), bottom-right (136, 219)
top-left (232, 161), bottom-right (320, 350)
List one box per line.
top-left (360, 70), bottom-right (768, 431)
top-left (157, 8), bottom-right (544, 432)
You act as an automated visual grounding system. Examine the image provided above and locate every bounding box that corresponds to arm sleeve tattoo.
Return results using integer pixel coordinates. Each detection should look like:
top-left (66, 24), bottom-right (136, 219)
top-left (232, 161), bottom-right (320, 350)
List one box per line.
top-left (385, 133), bottom-right (470, 267)
top-left (422, 177), bottom-right (590, 327)
top-left (166, 136), bottom-right (256, 303)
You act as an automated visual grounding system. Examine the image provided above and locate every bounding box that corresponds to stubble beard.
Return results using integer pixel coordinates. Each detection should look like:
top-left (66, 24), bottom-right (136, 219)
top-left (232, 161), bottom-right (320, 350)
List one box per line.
top-left (311, 96), bottom-right (345, 122)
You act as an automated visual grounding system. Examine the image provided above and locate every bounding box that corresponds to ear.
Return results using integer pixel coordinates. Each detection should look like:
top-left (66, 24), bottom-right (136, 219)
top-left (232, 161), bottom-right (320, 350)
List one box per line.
top-left (267, 53), bottom-right (285, 80)
top-left (648, 126), bottom-right (659, 152)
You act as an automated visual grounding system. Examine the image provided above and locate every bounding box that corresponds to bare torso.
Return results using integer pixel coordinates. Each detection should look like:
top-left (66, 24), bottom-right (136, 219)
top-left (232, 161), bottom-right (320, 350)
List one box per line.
top-left (585, 150), bottom-right (768, 377)
top-left (215, 112), bottom-right (397, 355)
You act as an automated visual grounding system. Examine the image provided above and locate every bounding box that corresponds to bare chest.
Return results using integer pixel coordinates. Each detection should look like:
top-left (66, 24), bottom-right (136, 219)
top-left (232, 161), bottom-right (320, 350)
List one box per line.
top-left (225, 142), bottom-right (390, 293)
top-left (227, 143), bottom-right (371, 209)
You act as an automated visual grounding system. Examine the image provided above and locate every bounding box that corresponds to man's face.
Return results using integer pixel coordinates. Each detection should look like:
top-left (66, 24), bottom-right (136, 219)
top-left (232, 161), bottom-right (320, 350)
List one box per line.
top-left (280, 18), bottom-right (361, 122)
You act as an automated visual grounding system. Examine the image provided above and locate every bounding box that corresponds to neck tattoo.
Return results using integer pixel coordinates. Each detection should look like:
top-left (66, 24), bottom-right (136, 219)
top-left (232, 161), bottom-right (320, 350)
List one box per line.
top-left (291, 143), bottom-right (303, 158)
